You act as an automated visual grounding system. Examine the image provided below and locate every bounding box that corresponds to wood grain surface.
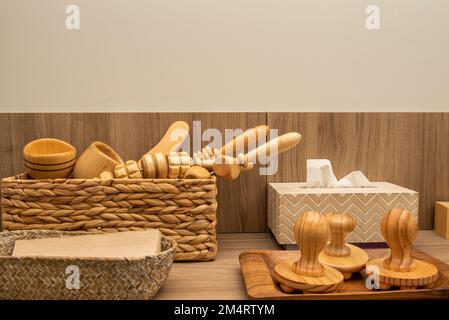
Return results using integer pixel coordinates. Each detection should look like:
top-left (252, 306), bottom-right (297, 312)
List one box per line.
top-left (268, 113), bottom-right (449, 230)
top-left (239, 248), bottom-right (449, 300)
top-left (0, 113), bottom-right (267, 233)
top-left (155, 231), bottom-right (449, 300)
top-left (1, 113), bottom-right (448, 232)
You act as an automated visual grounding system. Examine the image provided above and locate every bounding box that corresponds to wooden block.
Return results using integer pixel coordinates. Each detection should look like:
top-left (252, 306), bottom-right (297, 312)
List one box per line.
top-left (435, 202), bottom-right (449, 239)
top-left (12, 230), bottom-right (161, 258)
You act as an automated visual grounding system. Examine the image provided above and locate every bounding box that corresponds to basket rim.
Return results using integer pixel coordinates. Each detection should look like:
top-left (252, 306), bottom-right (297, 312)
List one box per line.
top-left (0, 230), bottom-right (177, 262)
top-left (1, 173), bottom-right (217, 184)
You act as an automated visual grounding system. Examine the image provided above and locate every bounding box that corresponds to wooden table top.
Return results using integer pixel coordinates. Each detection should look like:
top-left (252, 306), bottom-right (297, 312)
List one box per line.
top-left (156, 231), bottom-right (449, 300)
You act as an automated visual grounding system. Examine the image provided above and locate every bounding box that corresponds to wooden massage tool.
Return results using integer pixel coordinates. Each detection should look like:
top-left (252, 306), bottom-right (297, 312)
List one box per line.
top-left (168, 152), bottom-right (193, 178)
top-left (140, 152), bottom-right (208, 179)
top-left (213, 132), bottom-right (302, 180)
top-left (184, 166), bottom-right (211, 179)
top-left (113, 160), bottom-right (142, 179)
top-left (318, 213), bottom-right (369, 280)
top-left (274, 211), bottom-right (344, 294)
top-left (137, 121), bottom-right (190, 168)
top-left (193, 125), bottom-right (270, 171)
top-left (99, 152), bottom-right (210, 180)
top-left (140, 153), bottom-right (169, 178)
top-left (366, 208), bottom-right (439, 290)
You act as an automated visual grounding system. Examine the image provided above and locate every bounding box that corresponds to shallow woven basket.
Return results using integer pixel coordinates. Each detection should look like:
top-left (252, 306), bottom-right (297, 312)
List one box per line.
top-left (1, 174), bottom-right (218, 261)
top-left (0, 230), bottom-right (176, 300)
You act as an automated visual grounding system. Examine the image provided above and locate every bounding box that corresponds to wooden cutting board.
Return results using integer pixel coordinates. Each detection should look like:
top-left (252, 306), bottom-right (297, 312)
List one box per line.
top-left (12, 230), bottom-right (161, 258)
top-left (239, 248), bottom-right (449, 299)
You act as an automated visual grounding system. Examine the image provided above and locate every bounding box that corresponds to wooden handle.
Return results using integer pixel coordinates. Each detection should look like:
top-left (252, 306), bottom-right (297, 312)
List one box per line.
top-left (242, 132), bottom-right (301, 166)
top-left (294, 211), bottom-right (329, 277)
top-left (323, 213), bottom-right (356, 257)
top-left (381, 208), bottom-right (418, 272)
top-left (138, 121), bottom-right (189, 169)
top-left (219, 125), bottom-right (270, 156)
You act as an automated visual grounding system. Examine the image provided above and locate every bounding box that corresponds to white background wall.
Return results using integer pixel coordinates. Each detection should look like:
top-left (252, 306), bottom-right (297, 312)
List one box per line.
top-left (0, 0), bottom-right (448, 112)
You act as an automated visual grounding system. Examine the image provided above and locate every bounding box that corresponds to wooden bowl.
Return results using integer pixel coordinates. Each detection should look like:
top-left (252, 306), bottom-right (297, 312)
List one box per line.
top-left (23, 138), bottom-right (77, 179)
top-left (73, 141), bottom-right (124, 178)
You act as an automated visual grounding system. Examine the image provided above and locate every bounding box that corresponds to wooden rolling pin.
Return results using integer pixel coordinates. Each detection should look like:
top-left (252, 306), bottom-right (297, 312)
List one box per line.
top-left (213, 132), bottom-right (301, 180)
top-left (219, 125), bottom-right (270, 156)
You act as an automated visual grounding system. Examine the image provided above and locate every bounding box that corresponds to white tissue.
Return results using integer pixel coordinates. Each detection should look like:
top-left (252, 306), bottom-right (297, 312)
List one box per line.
top-left (306, 159), bottom-right (372, 188)
top-left (306, 159), bottom-right (338, 188)
top-left (336, 171), bottom-right (372, 188)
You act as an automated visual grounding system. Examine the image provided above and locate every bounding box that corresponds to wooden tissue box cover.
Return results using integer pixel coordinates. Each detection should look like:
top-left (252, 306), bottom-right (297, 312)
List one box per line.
top-left (268, 182), bottom-right (418, 244)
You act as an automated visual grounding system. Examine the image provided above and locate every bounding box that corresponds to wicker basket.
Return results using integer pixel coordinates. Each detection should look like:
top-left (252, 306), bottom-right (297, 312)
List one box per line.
top-left (1, 173), bottom-right (218, 261)
top-left (0, 230), bottom-right (176, 300)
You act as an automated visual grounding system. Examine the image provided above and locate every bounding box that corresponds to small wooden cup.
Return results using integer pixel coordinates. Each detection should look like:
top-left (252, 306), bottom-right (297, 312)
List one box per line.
top-left (73, 141), bottom-right (124, 178)
top-left (23, 138), bottom-right (77, 179)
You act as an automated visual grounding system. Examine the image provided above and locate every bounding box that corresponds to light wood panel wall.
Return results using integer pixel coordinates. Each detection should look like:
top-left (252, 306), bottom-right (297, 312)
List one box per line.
top-left (0, 113), bottom-right (267, 233)
top-left (1, 113), bottom-right (447, 231)
top-left (268, 113), bottom-right (449, 229)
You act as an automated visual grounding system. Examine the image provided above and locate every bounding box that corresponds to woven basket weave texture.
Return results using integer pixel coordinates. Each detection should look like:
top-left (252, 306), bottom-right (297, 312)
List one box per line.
top-left (0, 230), bottom-right (176, 300)
top-left (1, 174), bottom-right (218, 261)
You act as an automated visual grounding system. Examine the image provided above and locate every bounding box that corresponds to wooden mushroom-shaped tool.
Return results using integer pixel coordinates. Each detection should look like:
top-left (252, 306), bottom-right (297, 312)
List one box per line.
top-left (319, 213), bottom-right (369, 280)
top-left (366, 208), bottom-right (439, 290)
top-left (274, 211), bottom-right (344, 294)
top-left (213, 132), bottom-right (302, 180)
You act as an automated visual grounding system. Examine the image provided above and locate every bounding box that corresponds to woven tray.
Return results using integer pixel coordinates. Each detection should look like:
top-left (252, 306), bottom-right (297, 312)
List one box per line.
top-left (0, 230), bottom-right (176, 300)
top-left (1, 173), bottom-right (217, 261)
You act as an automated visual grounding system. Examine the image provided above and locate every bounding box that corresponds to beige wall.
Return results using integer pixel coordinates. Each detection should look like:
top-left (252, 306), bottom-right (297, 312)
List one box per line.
top-left (0, 0), bottom-right (448, 112)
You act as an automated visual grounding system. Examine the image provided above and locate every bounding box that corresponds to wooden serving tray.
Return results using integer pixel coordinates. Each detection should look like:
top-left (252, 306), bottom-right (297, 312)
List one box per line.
top-left (239, 249), bottom-right (449, 299)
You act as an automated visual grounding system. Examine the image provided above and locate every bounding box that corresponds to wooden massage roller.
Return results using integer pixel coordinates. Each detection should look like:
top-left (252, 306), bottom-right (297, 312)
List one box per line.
top-left (193, 125), bottom-right (270, 171)
top-left (212, 131), bottom-right (302, 180)
top-left (96, 123), bottom-right (301, 180)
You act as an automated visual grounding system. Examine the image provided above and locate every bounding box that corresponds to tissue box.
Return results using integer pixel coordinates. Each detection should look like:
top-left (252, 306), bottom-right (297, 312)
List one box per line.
top-left (268, 182), bottom-right (418, 244)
